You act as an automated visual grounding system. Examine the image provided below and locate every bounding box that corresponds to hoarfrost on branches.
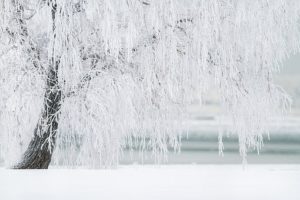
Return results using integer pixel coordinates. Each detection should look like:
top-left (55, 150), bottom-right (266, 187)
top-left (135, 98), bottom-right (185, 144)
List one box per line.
top-left (0, 0), bottom-right (299, 167)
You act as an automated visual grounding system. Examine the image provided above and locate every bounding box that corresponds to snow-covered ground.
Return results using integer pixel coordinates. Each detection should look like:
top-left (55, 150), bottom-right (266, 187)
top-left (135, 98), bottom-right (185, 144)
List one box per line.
top-left (0, 165), bottom-right (299, 200)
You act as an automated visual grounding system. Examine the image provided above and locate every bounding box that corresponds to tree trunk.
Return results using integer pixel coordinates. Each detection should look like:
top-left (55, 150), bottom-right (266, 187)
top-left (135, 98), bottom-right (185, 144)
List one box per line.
top-left (13, 1), bottom-right (60, 169)
top-left (12, 125), bottom-right (58, 169)
top-left (13, 61), bottom-right (61, 169)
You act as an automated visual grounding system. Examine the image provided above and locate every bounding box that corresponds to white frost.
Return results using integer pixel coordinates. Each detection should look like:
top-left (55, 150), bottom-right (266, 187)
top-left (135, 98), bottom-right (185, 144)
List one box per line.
top-left (0, 0), bottom-right (299, 167)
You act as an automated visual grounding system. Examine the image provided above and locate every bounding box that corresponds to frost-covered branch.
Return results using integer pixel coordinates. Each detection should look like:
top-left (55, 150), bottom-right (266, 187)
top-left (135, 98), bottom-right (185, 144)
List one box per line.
top-left (0, 0), bottom-right (299, 168)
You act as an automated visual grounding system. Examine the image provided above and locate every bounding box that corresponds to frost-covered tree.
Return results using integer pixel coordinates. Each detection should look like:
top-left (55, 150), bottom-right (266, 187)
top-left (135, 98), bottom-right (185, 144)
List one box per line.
top-left (0, 0), bottom-right (299, 169)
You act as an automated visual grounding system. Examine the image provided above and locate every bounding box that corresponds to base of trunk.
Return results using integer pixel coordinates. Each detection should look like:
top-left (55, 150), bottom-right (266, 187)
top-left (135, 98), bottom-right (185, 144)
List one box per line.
top-left (12, 127), bottom-right (55, 169)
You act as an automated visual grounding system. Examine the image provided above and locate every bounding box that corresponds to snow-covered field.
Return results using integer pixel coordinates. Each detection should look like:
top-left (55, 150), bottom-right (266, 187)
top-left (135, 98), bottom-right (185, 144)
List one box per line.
top-left (0, 165), bottom-right (299, 200)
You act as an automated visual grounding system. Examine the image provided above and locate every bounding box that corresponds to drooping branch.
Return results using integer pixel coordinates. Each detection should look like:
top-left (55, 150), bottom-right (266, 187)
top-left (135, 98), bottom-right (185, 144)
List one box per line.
top-left (0, 0), bottom-right (298, 168)
top-left (4, 1), bottom-right (45, 74)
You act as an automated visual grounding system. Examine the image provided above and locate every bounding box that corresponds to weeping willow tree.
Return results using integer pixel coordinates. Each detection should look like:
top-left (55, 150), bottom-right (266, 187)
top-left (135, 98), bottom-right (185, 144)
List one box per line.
top-left (0, 0), bottom-right (299, 169)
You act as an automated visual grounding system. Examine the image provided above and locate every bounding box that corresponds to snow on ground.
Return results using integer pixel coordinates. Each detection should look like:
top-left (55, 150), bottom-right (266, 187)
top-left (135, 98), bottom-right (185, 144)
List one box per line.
top-left (0, 165), bottom-right (300, 200)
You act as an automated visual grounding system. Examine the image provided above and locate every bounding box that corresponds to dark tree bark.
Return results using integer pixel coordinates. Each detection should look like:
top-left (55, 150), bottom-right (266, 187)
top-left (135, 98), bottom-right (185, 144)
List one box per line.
top-left (13, 1), bottom-right (60, 169)
top-left (13, 60), bottom-right (61, 169)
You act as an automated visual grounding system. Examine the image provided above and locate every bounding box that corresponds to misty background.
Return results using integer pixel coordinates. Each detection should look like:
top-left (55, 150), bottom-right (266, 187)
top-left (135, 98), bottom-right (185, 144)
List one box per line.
top-left (121, 53), bottom-right (300, 165)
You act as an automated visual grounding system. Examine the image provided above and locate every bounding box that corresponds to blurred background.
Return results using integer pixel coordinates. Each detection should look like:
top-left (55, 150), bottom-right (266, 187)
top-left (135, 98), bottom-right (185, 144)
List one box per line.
top-left (121, 53), bottom-right (300, 165)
